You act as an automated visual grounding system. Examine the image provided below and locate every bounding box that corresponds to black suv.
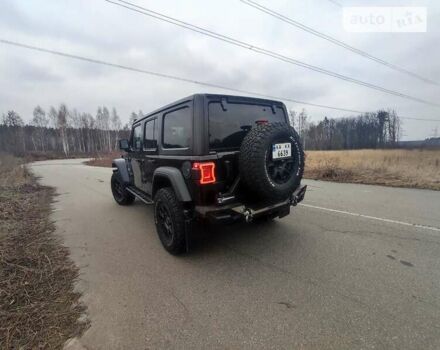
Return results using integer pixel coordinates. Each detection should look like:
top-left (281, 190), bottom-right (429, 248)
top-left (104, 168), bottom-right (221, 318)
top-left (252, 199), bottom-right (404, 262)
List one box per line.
top-left (111, 94), bottom-right (306, 254)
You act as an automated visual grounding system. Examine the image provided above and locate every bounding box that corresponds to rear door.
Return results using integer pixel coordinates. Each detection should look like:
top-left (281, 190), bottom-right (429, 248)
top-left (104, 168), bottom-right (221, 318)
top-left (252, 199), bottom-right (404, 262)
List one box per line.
top-left (206, 97), bottom-right (288, 193)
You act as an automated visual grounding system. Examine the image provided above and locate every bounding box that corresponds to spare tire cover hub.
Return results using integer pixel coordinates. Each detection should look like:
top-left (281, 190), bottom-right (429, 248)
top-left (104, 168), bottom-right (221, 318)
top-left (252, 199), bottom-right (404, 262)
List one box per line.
top-left (239, 122), bottom-right (304, 202)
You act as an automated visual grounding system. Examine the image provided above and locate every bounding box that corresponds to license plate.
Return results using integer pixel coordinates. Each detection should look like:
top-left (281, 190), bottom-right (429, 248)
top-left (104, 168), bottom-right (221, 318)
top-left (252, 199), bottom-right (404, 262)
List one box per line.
top-left (272, 143), bottom-right (291, 159)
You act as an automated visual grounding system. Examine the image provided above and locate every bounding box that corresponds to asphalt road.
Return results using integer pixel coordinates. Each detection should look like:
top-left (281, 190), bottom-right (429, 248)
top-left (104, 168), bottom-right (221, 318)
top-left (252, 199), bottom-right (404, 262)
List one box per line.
top-left (31, 159), bottom-right (440, 350)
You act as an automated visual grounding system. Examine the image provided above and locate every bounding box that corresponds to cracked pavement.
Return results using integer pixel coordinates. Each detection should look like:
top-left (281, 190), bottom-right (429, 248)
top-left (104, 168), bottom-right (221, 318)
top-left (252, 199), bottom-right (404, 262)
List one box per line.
top-left (31, 159), bottom-right (440, 349)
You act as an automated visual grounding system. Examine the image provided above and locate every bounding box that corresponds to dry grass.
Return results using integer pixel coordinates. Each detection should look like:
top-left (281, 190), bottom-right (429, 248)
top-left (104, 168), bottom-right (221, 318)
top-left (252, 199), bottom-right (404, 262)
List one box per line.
top-left (83, 149), bottom-right (440, 190)
top-left (305, 149), bottom-right (440, 190)
top-left (0, 153), bottom-right (31, 187)
top-left (84, 151), bottom-right (122, 168)
top-left (0, 153), bottom-right (88, 349)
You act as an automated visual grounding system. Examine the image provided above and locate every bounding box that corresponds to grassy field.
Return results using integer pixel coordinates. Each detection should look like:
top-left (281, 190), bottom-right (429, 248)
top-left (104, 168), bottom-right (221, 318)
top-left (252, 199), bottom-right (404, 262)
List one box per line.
top-left (86, 149), bottom-right (440, 190)
top-left (0, 153), bottom-right (88, 349)
top-left (305, 149), bottom-right (440, 190)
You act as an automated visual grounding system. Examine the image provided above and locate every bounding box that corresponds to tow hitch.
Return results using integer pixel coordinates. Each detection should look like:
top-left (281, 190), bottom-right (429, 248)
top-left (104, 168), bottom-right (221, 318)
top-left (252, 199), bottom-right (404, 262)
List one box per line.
top-left (290, 185), bottom-right (307, 206)
top-left (234, 185), bottom-right (307, 223)
top-left (243, 209), bottom-right (253, 223)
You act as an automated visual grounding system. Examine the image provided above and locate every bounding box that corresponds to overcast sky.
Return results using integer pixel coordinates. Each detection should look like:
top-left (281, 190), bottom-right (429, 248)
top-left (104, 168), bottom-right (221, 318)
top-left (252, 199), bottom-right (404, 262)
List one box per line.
top-left (0, 0), bottom-right (439, 140)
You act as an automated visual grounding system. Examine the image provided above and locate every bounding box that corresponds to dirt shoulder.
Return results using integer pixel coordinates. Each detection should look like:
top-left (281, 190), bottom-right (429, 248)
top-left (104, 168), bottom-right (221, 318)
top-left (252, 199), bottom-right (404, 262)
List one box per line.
top-left (0, 154), bottom-right (88, 349)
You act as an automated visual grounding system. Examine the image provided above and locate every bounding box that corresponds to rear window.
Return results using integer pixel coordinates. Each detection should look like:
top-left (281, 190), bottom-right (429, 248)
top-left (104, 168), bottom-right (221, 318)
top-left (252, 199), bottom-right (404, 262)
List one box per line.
top-left (208, 102), bottom-right (286, 150)
top-left (163, 107), bottom-right (191, 149)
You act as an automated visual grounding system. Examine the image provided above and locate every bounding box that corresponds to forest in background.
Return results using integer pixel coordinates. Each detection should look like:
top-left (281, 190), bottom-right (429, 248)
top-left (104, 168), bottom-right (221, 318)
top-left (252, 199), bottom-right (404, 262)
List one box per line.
top-left (289, 108), bottom-right (402, 150)
top-left (1, 103), bottom-right (437, 157)
top-left (0, 105), bottom-right (135, 156)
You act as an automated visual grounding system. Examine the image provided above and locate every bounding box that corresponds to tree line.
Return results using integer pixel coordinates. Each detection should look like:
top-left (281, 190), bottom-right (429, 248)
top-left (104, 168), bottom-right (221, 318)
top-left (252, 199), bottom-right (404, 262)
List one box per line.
top-left (0, 105), bottom-right (142, 156)
top-left (289, 109), bottom-right (402, 150)
top-left (1, 105), bottom-right (403, 156)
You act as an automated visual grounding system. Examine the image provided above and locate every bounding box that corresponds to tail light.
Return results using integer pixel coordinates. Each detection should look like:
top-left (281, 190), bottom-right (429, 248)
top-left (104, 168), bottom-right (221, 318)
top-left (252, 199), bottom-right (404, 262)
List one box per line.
top-left (192, 162), bottom-right (216, 184)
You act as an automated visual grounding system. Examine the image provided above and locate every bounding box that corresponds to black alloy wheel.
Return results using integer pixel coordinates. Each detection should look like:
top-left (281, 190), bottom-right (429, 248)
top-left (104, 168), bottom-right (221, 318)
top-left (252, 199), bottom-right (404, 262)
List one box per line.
top-left (156, 200), bottom-right (174, 246)
top-left (153, 187), bottom-right (187, 255)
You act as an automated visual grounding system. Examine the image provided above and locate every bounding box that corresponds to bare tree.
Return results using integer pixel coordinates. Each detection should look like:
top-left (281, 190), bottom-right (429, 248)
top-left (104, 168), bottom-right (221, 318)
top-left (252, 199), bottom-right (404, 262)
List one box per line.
top-left (31, 106), bottom-right (49, 151)
top-left (32, 106), bottom-right (48, 127)
top-left (124, 111), bottom-right (138, 130)
top-left (288, 109), bottom-right (296, 127)
top-left (79, 112), bottom-right (95, 153)
top-left (387, 109), bottom-right (401, 145)
top-left (1, 111), bottom-right (25, 154)
top-left (95, 107), bottom-right (104, 151)
top-left (111, 108), bottom-right (122, 148)
top-left (297, 109), bottom-right (308, 149)
top-left (2, 110), bottom-right (24, 127)
top-left (102, 107), bottom-right (111, 152)
top-left (50, 104), bottom-right (70, 157)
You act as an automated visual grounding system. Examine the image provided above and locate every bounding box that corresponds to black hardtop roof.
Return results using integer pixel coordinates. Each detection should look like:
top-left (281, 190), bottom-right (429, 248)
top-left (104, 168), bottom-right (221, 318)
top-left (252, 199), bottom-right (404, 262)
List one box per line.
top-left (134, 93), bottom-right (285, 124)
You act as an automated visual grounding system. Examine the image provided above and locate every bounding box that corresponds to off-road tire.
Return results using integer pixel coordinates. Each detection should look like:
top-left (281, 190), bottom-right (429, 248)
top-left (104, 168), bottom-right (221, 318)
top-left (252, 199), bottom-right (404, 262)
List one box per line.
top-left (111, 171), bottom-right (135, 205)
top-left (239, 122), bottom-right (304, 202)
top-left (154, 187), bottom-right (186, 255)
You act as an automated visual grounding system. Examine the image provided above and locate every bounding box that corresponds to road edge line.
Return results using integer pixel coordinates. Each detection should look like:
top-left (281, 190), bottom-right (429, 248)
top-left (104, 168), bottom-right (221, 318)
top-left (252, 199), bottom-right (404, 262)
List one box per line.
top-left (299, 203), bottom-right (440, 233)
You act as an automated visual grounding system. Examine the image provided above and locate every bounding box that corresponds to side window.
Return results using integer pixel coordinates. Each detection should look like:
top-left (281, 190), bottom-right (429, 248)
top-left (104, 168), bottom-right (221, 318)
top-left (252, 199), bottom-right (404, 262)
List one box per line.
top-left (131, 124), bottom-right (142, 151)
top-left (163, 107), bottom-right (191, 149)
top-left (144, 119), bottom-right (157, 150)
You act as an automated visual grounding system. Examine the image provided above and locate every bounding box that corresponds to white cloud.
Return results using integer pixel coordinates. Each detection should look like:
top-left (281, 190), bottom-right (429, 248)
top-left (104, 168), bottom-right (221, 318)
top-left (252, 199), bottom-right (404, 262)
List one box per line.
top-left (0, 0), bottom-right (439, 139)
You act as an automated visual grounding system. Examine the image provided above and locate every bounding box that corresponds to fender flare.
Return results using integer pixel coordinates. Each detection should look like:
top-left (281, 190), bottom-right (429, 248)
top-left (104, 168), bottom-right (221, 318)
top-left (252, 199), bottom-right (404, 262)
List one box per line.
top-left (153, 167), bottom-right (192, 202)
top-left (112, 158), bottom-right (132, 185)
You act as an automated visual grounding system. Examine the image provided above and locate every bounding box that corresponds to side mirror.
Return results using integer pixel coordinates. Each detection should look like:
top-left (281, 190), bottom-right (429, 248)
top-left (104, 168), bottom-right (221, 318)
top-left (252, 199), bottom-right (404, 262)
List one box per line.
top-left (119, 139), bottom-right (130, 151)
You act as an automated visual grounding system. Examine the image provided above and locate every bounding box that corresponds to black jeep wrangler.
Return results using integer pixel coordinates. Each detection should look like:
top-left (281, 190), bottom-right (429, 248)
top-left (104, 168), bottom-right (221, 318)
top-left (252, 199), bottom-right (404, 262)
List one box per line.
top-left (111, 94), bottom-right (306, 254)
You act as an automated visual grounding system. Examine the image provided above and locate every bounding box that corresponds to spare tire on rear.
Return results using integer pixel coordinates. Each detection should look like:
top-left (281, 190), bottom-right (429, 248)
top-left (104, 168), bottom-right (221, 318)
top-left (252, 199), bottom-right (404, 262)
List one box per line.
top-left (239, 122), bottom-right (304, 202)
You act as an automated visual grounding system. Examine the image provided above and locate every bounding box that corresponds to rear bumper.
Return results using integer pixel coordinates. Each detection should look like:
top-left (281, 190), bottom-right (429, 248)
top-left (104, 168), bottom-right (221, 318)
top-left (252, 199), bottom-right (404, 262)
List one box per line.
top-left (195, 185), bottom-right (307, 224)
